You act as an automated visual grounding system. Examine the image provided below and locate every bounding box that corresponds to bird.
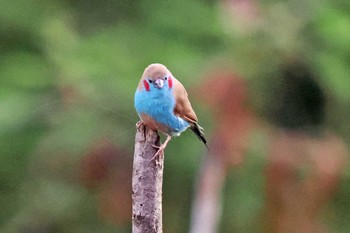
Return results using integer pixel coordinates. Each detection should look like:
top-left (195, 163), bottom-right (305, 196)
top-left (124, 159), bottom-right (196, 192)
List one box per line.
top-left (134, 63), bottom-right (207, 159)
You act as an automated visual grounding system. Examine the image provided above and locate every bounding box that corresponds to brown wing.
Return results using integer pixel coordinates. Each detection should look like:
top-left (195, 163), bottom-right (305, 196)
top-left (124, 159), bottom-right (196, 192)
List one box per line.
top-left (172, 77), bottom-right (198, 124)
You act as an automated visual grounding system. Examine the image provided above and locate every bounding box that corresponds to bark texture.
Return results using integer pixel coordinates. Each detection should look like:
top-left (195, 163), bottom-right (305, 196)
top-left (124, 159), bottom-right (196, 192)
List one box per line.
top-left (132, 122), bottom-right (164, 233)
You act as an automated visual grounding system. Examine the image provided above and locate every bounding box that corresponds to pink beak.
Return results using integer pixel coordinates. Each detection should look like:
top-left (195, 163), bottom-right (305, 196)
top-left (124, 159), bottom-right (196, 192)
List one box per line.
top-left (154, 78), bottom-right (164, 89)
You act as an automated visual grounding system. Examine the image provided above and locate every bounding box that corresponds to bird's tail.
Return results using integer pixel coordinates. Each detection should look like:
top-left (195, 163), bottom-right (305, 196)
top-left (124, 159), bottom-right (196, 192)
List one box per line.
top-left (190, 123), bottom-right (209, 150)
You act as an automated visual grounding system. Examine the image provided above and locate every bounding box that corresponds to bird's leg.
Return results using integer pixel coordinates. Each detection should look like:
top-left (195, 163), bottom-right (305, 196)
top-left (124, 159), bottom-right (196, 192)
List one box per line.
top-left (150, 134), bottom-right (172, 161)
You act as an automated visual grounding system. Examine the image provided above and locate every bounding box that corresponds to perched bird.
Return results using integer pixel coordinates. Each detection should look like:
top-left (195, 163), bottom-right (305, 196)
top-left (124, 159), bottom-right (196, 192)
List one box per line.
top-left (134, 63), bottom-right (207, 158)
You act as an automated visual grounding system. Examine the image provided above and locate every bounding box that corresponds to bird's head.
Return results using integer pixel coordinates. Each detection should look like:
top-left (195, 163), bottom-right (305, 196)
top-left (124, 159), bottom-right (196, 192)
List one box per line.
top-left (138, 63), bottom-right (173, 92)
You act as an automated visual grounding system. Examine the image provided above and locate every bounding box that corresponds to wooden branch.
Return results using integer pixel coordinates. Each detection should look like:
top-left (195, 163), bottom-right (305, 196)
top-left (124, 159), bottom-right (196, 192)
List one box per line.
top-left (132, 122), bottom-right (164, 233)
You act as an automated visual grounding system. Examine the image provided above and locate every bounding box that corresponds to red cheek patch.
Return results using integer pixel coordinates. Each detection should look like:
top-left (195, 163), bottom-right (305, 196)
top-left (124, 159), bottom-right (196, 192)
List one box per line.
top-left (143, 80), bottom-right (150, 91)
top-left (168, 76), bottom-right (173, 89)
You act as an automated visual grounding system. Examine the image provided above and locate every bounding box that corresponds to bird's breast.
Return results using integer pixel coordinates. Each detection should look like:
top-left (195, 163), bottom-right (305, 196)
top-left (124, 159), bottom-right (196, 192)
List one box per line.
top-left (140, 113), bottom-right (170, 133)
top-left (135, 89), bottom-right (188, 134)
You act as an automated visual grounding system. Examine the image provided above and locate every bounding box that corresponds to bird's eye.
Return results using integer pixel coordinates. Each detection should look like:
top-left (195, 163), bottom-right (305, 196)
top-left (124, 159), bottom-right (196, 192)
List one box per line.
top-left (148, 79), bottom-right (153, 83)
top-left (164, 77), bottom-right (168, 80)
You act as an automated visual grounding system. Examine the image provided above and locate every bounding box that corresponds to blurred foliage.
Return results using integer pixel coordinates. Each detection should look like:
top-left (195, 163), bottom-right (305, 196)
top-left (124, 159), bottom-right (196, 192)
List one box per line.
top-left (0, 0), bottom-right (349, 233)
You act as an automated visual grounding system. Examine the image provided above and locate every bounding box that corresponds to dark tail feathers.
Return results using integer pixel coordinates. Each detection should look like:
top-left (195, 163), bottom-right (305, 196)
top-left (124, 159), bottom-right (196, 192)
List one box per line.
top-left (190, 123), bottom-right (209, 150)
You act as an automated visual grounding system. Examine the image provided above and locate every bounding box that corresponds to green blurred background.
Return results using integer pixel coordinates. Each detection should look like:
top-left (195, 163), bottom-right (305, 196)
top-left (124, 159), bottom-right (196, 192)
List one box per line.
top-left (0, 0), bottom-right (349, 232)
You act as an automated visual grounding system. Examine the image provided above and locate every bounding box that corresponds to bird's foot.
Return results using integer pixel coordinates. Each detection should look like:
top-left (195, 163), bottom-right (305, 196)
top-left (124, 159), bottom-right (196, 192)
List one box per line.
top-left (136, 121), bottom-right (144, 128)
top-left (149, 145), bottom-right (166, 161)
top-left (149, 135), bottom-right (172, 162)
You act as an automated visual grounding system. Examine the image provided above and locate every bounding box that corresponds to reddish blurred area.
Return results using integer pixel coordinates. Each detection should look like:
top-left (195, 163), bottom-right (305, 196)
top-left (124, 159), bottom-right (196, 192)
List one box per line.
top-left (190, 68), bottom-right (254, 233)
top-left (264, 61), bottom-right (348, 233)
top-left (79, 139), bottom-right (132, 225)
top-left (265, 129), bottom-right (348, 233)
top-left (194, 69), bottom-right (253, 168)
top-left (220, 0), bottom-right (261, 34)
top-left (191, 60), bottom-right (348, 233)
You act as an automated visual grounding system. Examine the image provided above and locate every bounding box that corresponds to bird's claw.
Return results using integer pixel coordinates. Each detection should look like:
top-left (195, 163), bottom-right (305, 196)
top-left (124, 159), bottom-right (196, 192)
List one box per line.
top-left (136, 121), bottom-right (144, 128)
top-left (149, 135), bottom-right (171, 162)
top-left (149, 149), bottom-right (163, 162)
top-left (149, 145), bottom-right (165, 162)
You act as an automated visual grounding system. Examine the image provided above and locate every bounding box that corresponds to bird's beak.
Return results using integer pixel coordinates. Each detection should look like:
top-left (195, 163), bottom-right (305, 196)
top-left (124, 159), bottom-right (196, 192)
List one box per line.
top-left (154, 78), bottom-right (164, 89)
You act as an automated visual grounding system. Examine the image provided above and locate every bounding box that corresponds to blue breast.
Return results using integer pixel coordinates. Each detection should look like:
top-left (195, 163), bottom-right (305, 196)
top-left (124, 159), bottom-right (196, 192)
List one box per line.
top-left (135, 87), bottom-right (189, 135)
